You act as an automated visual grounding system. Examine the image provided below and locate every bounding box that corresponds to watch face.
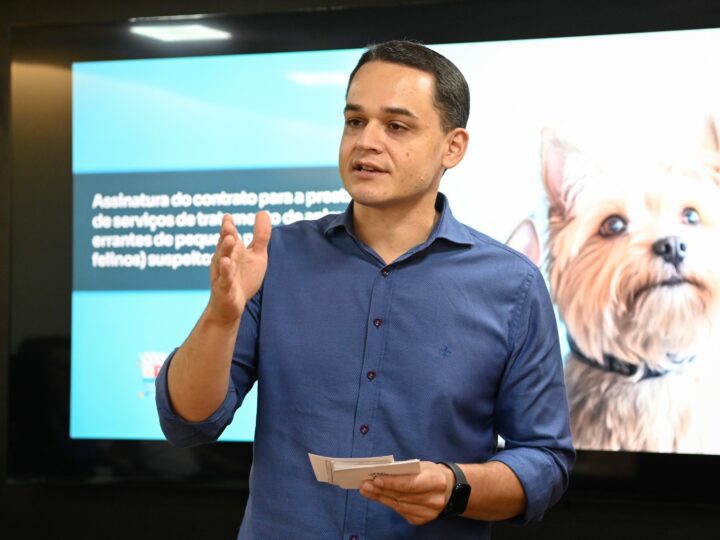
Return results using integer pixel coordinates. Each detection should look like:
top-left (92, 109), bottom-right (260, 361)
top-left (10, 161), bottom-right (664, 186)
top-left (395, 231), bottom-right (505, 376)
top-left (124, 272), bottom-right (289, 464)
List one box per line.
top-left (445, 482), bottom-right (471, 515)
top-left (439, 462), bottom-right (472, 516)
top-left (455, 483), bottom-right (472, 511)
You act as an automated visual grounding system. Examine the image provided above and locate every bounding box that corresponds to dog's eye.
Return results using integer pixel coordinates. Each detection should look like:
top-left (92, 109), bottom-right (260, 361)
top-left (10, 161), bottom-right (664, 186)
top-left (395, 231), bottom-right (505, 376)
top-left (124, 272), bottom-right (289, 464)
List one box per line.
top-left (682, 207), bottom-right (700, 225)
top-left (599, 215), bottom-right (627, 237)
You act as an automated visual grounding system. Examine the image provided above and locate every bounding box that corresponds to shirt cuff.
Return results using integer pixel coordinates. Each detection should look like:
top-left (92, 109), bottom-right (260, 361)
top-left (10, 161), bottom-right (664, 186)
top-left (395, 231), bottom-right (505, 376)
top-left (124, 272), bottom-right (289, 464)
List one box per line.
top-left (155, 350), bottom-right (238, 448)
top-left (488, 445), bottom-right (570, 525)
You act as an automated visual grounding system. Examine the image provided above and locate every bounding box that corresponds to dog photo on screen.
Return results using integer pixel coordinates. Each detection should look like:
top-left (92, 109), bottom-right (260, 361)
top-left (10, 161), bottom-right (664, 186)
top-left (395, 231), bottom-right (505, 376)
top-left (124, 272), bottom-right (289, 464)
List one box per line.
top-left (508, 117), bottom-right (720, 453)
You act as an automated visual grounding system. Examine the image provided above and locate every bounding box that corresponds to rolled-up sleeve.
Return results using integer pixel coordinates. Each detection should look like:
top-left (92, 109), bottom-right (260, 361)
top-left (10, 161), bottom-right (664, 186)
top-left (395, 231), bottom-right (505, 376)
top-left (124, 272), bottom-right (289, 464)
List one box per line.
top-left (489, 267), bottom-right (575, 524)
top-left (155, 292), bottom-right (262, 448)
top-left (155, 350), bottom-right (241, 447)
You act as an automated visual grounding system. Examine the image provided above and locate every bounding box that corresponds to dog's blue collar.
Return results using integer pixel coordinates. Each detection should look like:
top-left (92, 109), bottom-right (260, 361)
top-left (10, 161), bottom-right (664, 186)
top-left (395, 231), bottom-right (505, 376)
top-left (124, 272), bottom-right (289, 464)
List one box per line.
top-left (566, 336), bottom-right (695, 381)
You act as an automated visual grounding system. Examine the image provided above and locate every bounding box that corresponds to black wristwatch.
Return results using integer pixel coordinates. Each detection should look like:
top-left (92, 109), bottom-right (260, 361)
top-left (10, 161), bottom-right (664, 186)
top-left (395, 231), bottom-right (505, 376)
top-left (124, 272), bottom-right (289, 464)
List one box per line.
top-left (438, 462), bottom-right (471, 516)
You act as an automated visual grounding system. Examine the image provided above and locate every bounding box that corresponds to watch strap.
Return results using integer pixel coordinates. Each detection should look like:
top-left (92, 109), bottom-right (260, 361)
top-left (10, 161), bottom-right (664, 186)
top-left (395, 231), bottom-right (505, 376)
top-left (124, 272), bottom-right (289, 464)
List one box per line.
top-left (438, 461), bottom-right (471, 516)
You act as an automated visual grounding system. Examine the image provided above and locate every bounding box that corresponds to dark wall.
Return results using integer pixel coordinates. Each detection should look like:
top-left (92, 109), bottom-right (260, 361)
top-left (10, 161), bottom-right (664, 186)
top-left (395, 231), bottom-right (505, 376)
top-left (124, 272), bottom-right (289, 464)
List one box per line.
top-left (0, 4), bottom-right (426, 539)
top-left (1, 1), bottom-right (719, 539)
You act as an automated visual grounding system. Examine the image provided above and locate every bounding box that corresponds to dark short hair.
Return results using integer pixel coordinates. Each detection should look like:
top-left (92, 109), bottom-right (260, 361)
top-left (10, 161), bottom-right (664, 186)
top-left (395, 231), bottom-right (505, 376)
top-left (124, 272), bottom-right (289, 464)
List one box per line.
top-left (346, 40), bottom-right (470, 132)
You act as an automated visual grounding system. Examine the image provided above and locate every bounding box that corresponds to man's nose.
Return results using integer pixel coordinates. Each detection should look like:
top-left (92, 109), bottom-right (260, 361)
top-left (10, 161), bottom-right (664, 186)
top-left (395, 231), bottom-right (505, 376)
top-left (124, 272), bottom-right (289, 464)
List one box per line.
top-left (355, 121), bottom-right (383, 152)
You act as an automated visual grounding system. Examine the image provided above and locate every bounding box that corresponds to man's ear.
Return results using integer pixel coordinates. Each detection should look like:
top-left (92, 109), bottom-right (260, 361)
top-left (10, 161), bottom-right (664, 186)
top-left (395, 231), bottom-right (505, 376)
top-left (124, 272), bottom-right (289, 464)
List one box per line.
top-left (442, 128), bottom-right (470, 170)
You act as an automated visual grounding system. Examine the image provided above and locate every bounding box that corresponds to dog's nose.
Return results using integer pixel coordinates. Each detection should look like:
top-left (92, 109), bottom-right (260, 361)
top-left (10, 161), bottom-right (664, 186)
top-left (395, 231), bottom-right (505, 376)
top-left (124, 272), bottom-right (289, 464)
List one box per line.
top-left (652, 236), bottom-right (687, 266)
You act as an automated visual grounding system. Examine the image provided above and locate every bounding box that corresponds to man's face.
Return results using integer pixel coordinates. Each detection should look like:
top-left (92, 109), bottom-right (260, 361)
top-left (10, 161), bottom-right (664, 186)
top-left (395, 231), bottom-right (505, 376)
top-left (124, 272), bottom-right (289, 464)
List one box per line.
top-left (339, 61), bottom-right (458, 212)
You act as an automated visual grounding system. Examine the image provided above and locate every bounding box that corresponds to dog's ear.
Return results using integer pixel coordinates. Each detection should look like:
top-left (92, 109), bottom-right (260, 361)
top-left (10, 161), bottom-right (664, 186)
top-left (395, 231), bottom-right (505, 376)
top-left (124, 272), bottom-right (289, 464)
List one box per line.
top-left (506, 219), bottom-right (542, 267)
top-left (541, 128), bottom-right (588, 218)
top-left (701, 114), bottom-right (720, 186)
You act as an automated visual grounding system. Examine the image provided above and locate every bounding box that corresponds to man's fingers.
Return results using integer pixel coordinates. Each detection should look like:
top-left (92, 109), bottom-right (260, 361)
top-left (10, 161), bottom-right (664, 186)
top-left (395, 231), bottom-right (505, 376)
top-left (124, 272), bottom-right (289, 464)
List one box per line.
top-left (220, 213), bottom-right (239, 238)
top-left (364, 485), bottom-right (437, 504)
top-left (373, 493), bottom-right (416, 513)
top-left (363, 491), bottom-right (438, 524)
top-left (214, 215), bottom-right (240, 258)
top-left (216, 256), bottom-right (235, 289)
top-left (212, 215), bottom-right (237, 258)
top-left (213, 214), bottom-right (239, 260)
top-left (248, 211), bottom-right (272, 252)
top-left (372, 473), bottom-right (439, 495)
top-left (212, 233), bottom-right (237, 279)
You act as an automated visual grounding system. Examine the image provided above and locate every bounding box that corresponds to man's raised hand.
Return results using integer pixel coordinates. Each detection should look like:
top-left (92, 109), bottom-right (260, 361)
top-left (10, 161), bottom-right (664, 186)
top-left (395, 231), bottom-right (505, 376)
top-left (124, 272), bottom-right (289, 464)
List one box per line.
top-left (208, 212), bottom-right (272, 325)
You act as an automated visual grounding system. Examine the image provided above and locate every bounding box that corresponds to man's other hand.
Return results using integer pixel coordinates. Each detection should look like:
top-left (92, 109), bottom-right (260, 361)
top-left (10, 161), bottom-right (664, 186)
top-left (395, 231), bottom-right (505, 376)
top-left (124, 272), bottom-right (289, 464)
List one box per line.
top-left (359, 461), bottom-right (454, 525)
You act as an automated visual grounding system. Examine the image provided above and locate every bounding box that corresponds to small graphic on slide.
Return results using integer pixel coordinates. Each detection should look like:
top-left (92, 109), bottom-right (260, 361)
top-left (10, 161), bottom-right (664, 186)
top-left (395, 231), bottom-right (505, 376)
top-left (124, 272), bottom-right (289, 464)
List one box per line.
top-left (137, 351), bottom-right (167, 399)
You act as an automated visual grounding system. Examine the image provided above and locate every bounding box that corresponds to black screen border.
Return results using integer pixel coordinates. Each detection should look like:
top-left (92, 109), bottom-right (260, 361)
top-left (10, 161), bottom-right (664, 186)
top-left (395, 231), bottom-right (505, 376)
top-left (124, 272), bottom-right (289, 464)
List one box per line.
top-left (7, 0), bottom-right (720, 507)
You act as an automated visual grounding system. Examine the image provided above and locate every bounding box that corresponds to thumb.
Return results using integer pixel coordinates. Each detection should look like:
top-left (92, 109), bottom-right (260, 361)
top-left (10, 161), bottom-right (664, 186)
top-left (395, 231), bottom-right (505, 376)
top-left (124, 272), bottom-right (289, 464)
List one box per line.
top-left (249, 211), bottom-right (272, 252)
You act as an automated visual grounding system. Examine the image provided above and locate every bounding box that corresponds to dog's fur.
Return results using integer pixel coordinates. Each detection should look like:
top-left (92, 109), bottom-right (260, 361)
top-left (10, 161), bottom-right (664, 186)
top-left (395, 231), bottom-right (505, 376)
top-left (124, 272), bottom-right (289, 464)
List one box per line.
top-left (508, 119), bottom-right (720, 453)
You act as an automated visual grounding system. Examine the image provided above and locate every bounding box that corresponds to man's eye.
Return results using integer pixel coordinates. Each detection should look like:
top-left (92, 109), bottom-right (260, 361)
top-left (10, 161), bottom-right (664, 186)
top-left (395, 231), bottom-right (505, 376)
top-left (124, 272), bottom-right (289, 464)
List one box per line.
top-left (388, 122), bottom-right (406, 131)
top-left (345, 118), bottom-right (363, 128)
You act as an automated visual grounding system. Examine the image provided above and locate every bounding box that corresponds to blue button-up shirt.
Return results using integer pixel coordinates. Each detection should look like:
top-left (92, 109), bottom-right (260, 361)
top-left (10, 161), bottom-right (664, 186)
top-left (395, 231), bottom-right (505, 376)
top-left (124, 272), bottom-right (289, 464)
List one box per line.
top-left (156, 193), bottom-right (574, 539)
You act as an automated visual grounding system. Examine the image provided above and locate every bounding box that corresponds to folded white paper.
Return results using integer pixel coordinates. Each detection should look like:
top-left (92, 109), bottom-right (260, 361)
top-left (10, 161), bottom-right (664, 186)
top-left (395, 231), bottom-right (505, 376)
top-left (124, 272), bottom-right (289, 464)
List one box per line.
top-left (308, 453), bottom-right (421, 489)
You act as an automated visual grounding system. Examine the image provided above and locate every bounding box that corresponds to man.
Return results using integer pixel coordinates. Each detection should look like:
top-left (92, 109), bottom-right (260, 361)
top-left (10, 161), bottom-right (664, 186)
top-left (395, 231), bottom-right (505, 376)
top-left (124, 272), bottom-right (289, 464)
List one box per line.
top-left (156, 40), bottom-right (574, 539)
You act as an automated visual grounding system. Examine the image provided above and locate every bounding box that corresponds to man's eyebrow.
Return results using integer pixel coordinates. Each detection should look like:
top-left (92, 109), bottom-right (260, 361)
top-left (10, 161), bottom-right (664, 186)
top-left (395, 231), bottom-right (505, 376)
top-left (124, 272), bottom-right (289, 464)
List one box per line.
top-left (381, 106), bottom-right (418, 119)
top-left (344, 103), bottom-right (418, 119)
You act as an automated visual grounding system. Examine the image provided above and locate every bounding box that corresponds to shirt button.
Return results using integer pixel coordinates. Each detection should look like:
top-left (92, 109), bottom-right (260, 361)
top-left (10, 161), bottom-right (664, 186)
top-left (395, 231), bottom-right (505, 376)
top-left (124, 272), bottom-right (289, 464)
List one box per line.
top-left (360, 424), bottom-right (369, 435)
top-left (381, 268), bottom-right (390, 277)
top-left (373, 318), bottom-right (383, 327)
top-left (366, 371), bottom-right (376, 381)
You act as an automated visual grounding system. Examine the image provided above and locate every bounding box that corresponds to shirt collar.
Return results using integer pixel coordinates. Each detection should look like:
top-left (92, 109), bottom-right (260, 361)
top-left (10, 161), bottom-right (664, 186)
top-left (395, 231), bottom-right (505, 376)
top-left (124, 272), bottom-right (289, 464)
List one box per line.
top-left (322, 192), bottom-right (473, 247)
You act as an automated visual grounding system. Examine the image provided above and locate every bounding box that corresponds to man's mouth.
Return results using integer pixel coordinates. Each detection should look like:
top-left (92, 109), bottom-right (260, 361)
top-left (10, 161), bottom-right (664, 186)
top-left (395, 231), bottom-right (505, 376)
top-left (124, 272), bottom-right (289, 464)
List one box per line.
top-left (353, 161), bottom-right (385, 173)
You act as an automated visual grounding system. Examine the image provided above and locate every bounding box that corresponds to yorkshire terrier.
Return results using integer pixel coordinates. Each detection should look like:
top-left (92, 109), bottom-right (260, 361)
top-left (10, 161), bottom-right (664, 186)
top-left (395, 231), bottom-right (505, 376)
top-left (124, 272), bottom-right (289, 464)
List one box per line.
top-left (508, 119), bottom-right (720, 453)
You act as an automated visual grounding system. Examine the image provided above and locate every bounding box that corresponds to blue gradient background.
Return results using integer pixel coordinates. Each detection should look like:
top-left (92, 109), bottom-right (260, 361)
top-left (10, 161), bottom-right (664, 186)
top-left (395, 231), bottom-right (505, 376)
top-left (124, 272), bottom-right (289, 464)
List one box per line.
top-left (70, 290), bottom-right (258, 440)
top-left (73, 49), bottom-right (359, 173)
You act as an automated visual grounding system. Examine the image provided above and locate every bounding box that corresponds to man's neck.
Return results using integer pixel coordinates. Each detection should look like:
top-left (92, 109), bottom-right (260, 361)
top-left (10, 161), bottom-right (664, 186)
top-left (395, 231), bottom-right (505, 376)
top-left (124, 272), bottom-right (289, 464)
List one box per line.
top-left (352, 195), bottom-right (440, 264)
